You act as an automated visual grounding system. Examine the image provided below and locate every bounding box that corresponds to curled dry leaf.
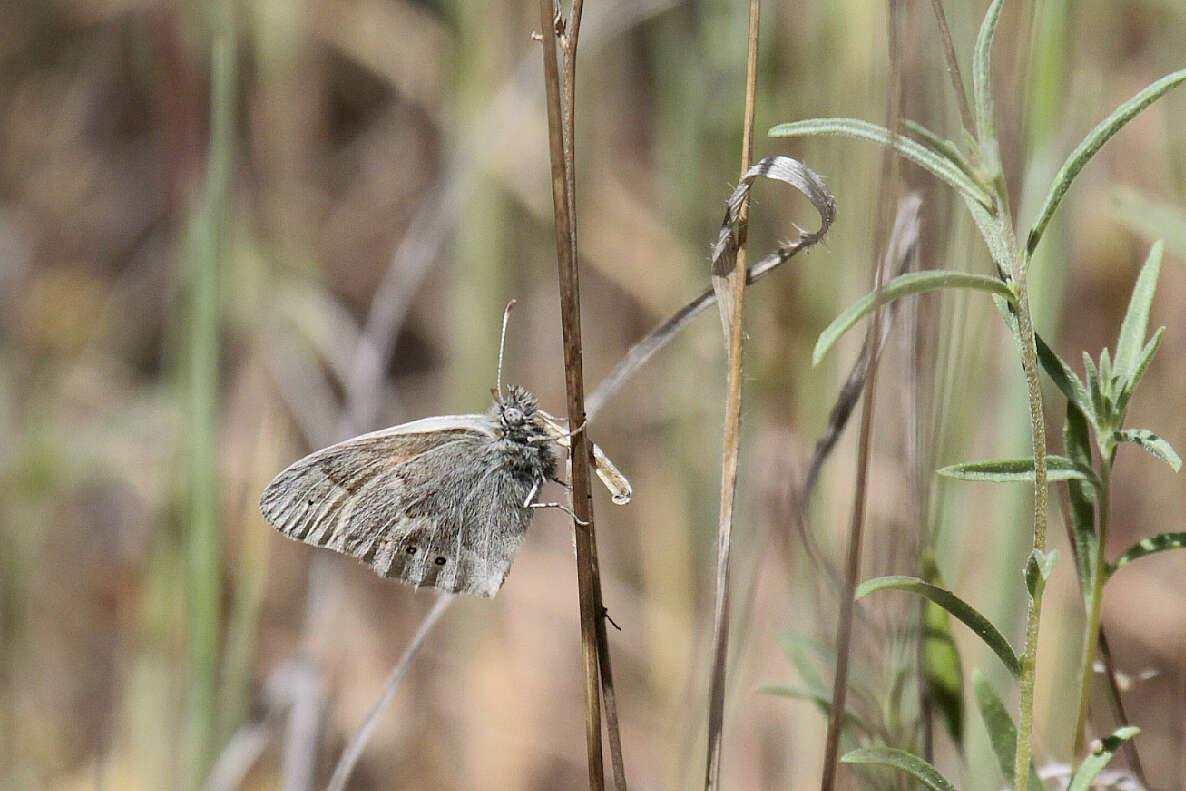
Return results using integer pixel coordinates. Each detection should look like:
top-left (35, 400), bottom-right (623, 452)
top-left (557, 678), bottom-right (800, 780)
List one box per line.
top-left (711, 156), bottom-right (838, 336)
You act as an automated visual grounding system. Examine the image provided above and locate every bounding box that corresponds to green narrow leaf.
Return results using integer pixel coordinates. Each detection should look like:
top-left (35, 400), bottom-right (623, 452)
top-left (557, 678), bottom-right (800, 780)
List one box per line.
top-left (1066, 726), bottom-right (1140, 791)
top-left (841, 748), bottom-right (955, 791)
top-left (1084, 353), bottom-right (1104, 422)
top-left (902, 119), bottom-right (978, 180)
top-left (769, 117), bottom-right (995, 209)
top-left (1028, 69), bottom-right (1186, 256)
top-left (1063, 403), bottom-right (1098, 590)
top-left (922, 560), bottom-right (964, 746)
top-left (1114, 429), bottom-right (1182, 472)
top-left (972, 0), bottom-right (1005, 148)
top-left (972, 671), bottom-right (1045, 790)
top-left (1110, 532), bottom-right (1186, 574)
top-left (1114, 241), bottom-right (1163, 382)
top-left (1035, 334), bottom-right (1095, 425)
top-left (813, 271), bottom-right (1013, 364)
top-left (1117, 326), bottom-right (1165, 415)
top-left (856, 576), bottom-right (1021, 677)
top-left (1099, 347), bottom-right (1114, 393)
top-left (938, 455), bottom-right (1099, 488)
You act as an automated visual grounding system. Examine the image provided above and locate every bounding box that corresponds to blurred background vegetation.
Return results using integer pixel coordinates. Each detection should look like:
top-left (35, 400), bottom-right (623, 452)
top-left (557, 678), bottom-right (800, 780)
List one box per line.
top-left (1, 0), bottom-right (1184, 789)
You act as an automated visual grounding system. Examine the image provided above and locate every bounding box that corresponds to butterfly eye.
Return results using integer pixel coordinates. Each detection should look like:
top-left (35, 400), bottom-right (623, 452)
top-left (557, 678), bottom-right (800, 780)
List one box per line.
top-left (434, 556), bottom-right (447, 566)
top-left (405, 546), bottom-right (417, 555)
top-left (503, 406), bottom-right (525, 426)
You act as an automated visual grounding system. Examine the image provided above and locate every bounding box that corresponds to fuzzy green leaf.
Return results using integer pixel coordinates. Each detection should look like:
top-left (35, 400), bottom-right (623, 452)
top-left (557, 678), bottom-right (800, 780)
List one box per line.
top-left (938, 455), bottom-right (1099, 488)
top-left (964, 195), bottom-right (1015, 279)
top-left (973, 671), bottom-right (1045, 791)
top-left (769, 118), bottom-right (994, 209)
top-left (1110, 532), bottom-right (1186, 574)
top-left (902, 119), bottom-right (978, 180)
top-left (1115, 241), bottom-right (1163, 382)
top-left (1117, 326), bottom-right (1165, 416)
top-left (841, 748), bottom-right (956, 791)
top-left (1114, 429), bottom-right (1182, 472)
top-left (856, 576), bottom-right (1021, 677)
top-left (1028, 69), bottom-right (1186, 256)
top-left (972, 0), bottom-right (1005, 148)
top-left (1067, 726), bottom-right (1140, 791)
top-left (1036, 334), bottom-right (1095, 425)
top-left (813, 271), bottom-right (1013, 364)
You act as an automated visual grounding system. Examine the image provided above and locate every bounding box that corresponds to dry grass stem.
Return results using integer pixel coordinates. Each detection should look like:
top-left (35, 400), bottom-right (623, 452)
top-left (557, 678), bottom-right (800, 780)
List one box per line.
top-left (819, 4), bottom-right (904, 788)
top-left (704, 2), bottom-right (761, 787)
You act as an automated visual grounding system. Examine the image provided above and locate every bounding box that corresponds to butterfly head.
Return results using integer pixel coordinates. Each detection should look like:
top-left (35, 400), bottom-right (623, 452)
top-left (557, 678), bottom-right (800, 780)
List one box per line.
top-left (492, 384), bottom-right (543, 436)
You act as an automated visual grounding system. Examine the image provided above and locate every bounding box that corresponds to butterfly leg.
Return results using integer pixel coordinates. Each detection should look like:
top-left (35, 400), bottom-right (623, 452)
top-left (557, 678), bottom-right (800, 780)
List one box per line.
top-left (523, 478), bottom-right (542, 507)
top-left (529, 501), bottom-right (590, 526)
top-left (551, 476), bottom-right (571, 490)
top-left (524, 475), bottom-right (589, 524)
top-left (532, 418), bottom-right (587, 444)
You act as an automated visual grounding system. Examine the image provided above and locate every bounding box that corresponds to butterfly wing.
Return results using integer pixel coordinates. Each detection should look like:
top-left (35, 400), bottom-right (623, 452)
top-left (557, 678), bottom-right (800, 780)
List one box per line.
top-left (259, 415), bottom-right (536, 597)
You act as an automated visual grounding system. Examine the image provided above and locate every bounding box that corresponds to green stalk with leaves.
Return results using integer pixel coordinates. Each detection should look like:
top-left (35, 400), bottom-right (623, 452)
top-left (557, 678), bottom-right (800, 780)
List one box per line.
top-left (770, 0), bottom-right (1185, 787)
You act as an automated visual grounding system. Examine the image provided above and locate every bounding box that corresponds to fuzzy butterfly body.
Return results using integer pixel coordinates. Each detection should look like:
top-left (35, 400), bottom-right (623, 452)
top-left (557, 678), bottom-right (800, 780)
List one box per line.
top-left (259, 386), bottom-right (559, 598)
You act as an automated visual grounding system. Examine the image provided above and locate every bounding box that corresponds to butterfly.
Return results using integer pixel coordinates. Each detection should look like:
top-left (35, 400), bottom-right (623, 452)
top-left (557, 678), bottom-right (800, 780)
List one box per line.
top-left (259, 305), bottom-right (630, 598)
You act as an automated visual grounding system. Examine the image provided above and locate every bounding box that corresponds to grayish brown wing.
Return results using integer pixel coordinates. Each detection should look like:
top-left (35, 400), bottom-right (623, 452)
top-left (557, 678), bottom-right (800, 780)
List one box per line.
top-left (259, 417), bottom-right (537, 597)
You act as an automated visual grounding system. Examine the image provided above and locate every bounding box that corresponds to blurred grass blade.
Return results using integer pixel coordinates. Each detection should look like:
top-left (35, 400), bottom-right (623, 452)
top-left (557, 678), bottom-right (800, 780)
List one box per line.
top-left (1067, 726), bottom-right (1140, 791)
top-left (1113, 429), bottom-right (1181, 471)
top-left (1027, 69), bottom-right (1186, 256)
top-left (184, 17), bottom-right (237, 789)
top-left (777, 632), bottom-right (882, 714)
top-left (769, 118), bottom-right (994, 208)
top-left (813, 271), bottom-right (1012, 364)
top-left (939, 456), bottom-right (1099, 487)
top-left (856, 576), bottom-right (1021, 677)
top-left (1120, 235), bottom-right (1161, 370)
top-left (840, 747), bottom-right (955, 791)
top-left (1110, 532), bottom-right (1186, 574)
top-left (1064, 404), bottom-right (1098, 589)
top-left (1112, 187), bottom-right (1186, 256)
top-left (973, 670), bottom-right (1044, 790)
top-left (972, 0), bottom-right (1004, 149)
top-left (758, 686), bottom-right (876, 738)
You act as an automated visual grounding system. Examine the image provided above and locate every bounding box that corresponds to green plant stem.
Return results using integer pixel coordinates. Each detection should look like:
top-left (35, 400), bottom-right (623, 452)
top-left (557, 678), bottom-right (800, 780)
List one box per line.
top-left (1009, 251), bottom-right (1049, 791)
top-left (1072, 454), bottom-right (1111, 763)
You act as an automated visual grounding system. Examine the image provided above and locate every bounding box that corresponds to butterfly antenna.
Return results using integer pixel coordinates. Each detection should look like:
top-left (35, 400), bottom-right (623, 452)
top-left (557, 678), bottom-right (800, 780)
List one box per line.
top-left (496, 299), bottom-right (516, 394)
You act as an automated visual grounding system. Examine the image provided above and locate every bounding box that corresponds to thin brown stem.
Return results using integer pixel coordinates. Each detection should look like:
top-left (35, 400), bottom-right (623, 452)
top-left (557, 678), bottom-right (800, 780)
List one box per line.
top-left (1098, 629), bottom-right (1148, 784)
top-left (704, 2), bottom-right (760, 789)
top-left (927, 0), bottom-right (976, 137)
top-left (537, 3), bottom-right (626, 789)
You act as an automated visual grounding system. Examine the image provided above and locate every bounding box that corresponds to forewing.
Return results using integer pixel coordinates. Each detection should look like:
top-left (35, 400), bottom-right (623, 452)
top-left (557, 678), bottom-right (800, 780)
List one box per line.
top-left (259, 415), bottom-right (534, 597)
